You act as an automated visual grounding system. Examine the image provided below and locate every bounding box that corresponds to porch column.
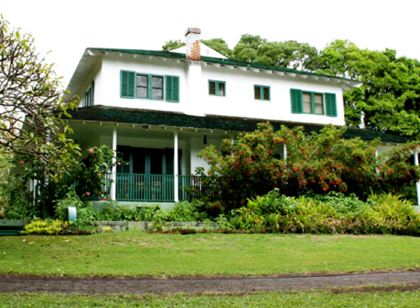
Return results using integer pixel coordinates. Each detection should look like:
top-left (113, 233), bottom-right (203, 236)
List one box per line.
top-left (174, 132), bottom-right (179, 202)
top-left (414, 149), bottom-right (420, 207)
top-left (283, 143), bottom-right (288, 163)
top-left (110, 127), bottom-right (117, 201)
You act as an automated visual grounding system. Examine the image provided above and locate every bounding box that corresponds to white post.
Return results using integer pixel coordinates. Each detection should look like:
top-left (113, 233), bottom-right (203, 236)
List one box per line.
top-left (414, 150), bottom-right (420, 207)
top-left (283, 143), bottom-right (288, 163)
top-left (110, 127), bottom-right (117, 201)
top-left (174, 132), bottom-right (179, 202)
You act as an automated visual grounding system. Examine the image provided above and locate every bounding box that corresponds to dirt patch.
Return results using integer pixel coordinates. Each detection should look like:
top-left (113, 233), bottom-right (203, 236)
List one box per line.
top-left (0, 270), bottom-right (419, 295)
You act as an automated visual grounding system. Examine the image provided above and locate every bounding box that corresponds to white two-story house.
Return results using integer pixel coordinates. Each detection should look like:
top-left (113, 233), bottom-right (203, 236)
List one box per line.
top-left (67, 28), bottom-right (411, 205)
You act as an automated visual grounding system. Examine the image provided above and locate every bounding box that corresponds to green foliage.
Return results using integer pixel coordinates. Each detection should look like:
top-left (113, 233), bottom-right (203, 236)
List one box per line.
top-left (202, 38), bottom-right (232, 57)
top-left (0, 15), bottom-right (82, 217)
top-left (161, 39), bottom-right (184, 51)
top-left (197, 123), bottom-right (419, 212)
top-left (368, 194), bottom-right (419, 234)
top-left (23, 219), bottom-right (65, 235)
top-left (233, 35), bottom-right (318, 69)
top-left (74, 145), bottom-right (114, 201)
top-left (226, 190), bottom-right (420, 235)
top-left (91, 203), bottom-right (165, 222)
top-left (164, 200), bottom-right (207, 222)
top-left (1, 173), bottom-right (36, 219)
top-left (314, 40), bottom-right (420, 138)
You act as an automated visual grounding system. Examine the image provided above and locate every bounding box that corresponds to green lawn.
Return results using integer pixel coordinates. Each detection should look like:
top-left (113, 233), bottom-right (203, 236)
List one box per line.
top-left (0, 291), bottom-right (419, 307)
top-left (0, 232), bottom-right (419, 277)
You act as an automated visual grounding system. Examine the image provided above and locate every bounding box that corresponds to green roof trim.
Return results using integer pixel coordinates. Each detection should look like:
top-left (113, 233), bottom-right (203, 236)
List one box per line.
top-left (89, 47), bottom-right (187, 60)
top-left (67, 105), bottom-right (407, 143)
top-left (87, 48), bottom-right (359, 84)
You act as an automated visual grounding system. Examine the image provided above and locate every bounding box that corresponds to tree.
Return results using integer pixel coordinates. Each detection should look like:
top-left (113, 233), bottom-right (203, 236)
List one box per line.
top-left (202, 38), bottom-right (232, 58)
top-left (232, 35), bottom-right (318, 69)
top-left (314, 40), bottom-right (420, 139)
top-left (0, 16), bottom-right (81, 217)
top-left (162, 40), bottom-right (184, 51)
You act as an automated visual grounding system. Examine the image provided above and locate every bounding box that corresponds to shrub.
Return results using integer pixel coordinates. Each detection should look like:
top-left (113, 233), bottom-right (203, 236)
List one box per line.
top-left (368, 194), bottom-right (420, 234)
top-left (23, 219), bottom-right (65, 235)
top-left (1, 176), bottom-right (36, 219)
top-left (197, 123), bottom-right (419, 211)
top-left (165, 201), bottom-right (207, 222)
top-left (222, 190), bottom-right (420, 235)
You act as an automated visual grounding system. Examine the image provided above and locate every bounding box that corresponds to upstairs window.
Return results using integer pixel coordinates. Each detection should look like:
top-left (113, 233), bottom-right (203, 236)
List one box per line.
top-left (120, 70), bottom-right (179, 102)
top-left (209, 80), bottom-right (226, 96)
top-left (83, 81), bottom-right (94, 107)
top-left (302, 92), bottom-right (324, 115)
top-left (136, 74), bottom-right (163, 100)
top-left (291, 89), bottom-right (337, 116)
top-left (254, 85), bottom-right (270, 101)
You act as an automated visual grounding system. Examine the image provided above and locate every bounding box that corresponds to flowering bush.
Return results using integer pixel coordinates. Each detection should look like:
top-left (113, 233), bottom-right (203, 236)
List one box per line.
top-left (197, 123), bottom-right (419, 213)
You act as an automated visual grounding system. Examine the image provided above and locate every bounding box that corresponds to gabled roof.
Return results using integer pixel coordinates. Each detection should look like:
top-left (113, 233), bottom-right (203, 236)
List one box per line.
top-left (67, 105), bottom-right (407, 144)
top-left (67, 47), bottom-right (361, 98)
top-left (171, 42), bottom-right (228, 59)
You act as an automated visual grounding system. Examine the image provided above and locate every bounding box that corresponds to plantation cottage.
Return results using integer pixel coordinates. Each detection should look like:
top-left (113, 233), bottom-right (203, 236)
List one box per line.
top-left (66, 28), bottom-right (416, 205)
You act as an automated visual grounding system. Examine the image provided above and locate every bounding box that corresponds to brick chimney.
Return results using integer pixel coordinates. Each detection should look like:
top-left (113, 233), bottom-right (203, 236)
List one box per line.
top-left (185, 27), bottom-right (201, 61)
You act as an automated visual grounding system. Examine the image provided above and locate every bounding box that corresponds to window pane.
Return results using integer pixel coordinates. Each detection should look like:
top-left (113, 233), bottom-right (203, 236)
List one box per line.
top-left (218, 82), bottom-right (225, 96)
top-left (314, 94), bottom-right (323, 114)
top-left (303, 93), bottom-right (311, 113)
top-left (152, 88), bottom-right (163, 99)
top-left (137, 75), bottom-right (148, 87)
top-left (254, 86), bottom-right (261, 99)
top-left (152, 76), bottom-right (163, 88)
top-left (136, 86), bottom-right (147, 98)
top-left (263, 87), bottom-right (269, 100)
top-left (209, 81), bottom-right (216, 95)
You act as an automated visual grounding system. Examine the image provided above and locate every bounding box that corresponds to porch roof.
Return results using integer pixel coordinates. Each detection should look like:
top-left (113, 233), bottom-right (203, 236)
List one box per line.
top-left (68, 105), bottom-right (408, 143)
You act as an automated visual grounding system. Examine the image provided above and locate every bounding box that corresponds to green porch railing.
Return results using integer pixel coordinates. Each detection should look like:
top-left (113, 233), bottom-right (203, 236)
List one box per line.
top-left (179, 175), bottom-right (202, 201)
top-left (99, 173), bottom-right (201, 202)
top-left (116, 173), bottom-right (174, 202)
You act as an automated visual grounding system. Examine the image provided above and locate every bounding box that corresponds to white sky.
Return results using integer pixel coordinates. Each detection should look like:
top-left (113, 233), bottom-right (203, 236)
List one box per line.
top-left (1, 0), bottom-right (419, 88)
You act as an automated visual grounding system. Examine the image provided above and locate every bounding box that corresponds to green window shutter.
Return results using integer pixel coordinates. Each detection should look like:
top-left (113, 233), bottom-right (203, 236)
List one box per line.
top-left (165, 76), bottom-right (179, 102)
top-left (290, 89), bottom-right (303, 113)
top-left (325, 93), bottom-right (337, 117)
top-left (120, 70), bottom-right (135, 98)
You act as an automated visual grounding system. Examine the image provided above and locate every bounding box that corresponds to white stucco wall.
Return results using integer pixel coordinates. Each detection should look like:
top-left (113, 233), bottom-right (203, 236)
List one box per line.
top-left (94, 54), bottom-right (187, 113)
top-left (88, 54), bottom-right (347, 125)
top-left (201, 66), bottom-right (345, 125)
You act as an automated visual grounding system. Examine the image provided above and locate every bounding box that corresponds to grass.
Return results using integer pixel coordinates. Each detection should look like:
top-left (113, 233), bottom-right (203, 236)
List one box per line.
top-left (0, 232), bottom-right (419, 277)
top-left (0, 291), bottom-right (419, 307)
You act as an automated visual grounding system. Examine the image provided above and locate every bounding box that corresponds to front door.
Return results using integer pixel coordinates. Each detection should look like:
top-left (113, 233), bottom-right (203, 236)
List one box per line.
top-left (116, 146), bottom-right (181, 201)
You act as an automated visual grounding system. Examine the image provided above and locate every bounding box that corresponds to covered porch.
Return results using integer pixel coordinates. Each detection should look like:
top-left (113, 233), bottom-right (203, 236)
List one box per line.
top-left (70, 118), bottom-right (226, 203)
